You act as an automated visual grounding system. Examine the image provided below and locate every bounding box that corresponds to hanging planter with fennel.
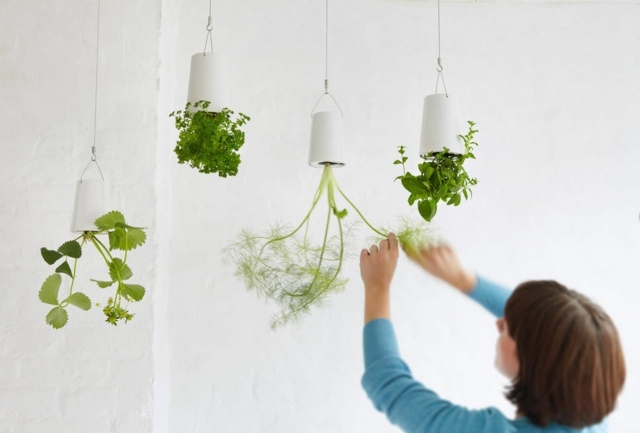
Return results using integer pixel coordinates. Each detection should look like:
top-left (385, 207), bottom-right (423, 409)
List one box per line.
top-left (225, 0), bottom-right (434, 329)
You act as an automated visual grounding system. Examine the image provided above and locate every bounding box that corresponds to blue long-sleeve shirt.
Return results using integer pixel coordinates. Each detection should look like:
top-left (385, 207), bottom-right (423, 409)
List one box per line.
top-left (361, 276), bottom-right (607, 433)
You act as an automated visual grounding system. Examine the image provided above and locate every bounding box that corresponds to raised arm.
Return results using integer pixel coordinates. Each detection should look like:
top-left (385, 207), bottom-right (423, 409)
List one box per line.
top-left (405, 244), bottom-right (511, 317)
top-left (360, 238), bottom-right (513, 432)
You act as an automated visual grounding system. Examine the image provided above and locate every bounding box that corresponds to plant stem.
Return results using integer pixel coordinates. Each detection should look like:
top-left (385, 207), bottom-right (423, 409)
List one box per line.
top-left (91, 236), bottom-right (124, 307)
top-left (254, 164), bottom-right (332, 260)
top-left (91, 236), bottom-right (113, 267)
top-left (283, 202), bottom-right (332, 298)
top-left (60, 258), bottom-right (80, 308)
top-left (277, 206), bottom-right (345, 325)
top-left (336, 186), bottom-right (387, 237)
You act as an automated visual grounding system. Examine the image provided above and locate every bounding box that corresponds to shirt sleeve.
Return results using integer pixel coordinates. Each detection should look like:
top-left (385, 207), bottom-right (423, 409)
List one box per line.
top-left (362, 319), bottom-right (514, 433)
top-left (467, 275), bottom-right (513, 318)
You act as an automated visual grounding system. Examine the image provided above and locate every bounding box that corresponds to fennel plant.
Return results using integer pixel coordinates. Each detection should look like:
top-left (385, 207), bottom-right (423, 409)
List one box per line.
top-left (225, 164), bottom-right (435, 329)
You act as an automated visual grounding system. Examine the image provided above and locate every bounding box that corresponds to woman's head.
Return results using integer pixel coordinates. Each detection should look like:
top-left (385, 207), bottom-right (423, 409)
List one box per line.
top-left (503, 280), bottom-right (625, 428)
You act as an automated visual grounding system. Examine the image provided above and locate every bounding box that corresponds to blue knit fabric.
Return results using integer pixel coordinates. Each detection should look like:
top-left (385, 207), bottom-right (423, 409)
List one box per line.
top-left (361, 276), bottom-right (608, 433)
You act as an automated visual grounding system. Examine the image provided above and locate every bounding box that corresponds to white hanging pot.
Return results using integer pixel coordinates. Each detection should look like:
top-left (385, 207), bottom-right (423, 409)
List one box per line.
top-left (71, 178), bottom-right (107, 233)
top-left (419, 93), bottom-right (463, 156)
top-left (187, 52), bottom-right (229, 112)
top-left (309, 111), bottom-right (345, 167)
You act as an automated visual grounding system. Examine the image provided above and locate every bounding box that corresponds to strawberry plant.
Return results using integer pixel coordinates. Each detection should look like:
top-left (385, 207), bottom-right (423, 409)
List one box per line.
top-left (38, 211), bottom-right (147, 328)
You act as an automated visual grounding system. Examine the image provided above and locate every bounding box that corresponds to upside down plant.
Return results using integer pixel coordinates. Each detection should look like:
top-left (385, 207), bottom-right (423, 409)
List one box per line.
top-left (169, 100), bottom-right (250, 177)
top-left (395, 120), bottom-right (479, 222)
top-left (225, 164), bottom-right (435, 329)
top-left (38, 211), bottom-right (147, 329)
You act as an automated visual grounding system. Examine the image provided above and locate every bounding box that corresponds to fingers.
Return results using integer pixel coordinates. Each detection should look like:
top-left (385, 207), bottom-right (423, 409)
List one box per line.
top-left (376, 233), bottom-right (398, 250)
top-left (363, 234), bottom-right (398, 256)
top-left (388, 232), bottom-right (398, 250)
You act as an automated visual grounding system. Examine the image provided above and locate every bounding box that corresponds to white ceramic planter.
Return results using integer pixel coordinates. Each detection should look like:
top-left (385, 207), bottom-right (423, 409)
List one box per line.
top-left (309, 111), bottom-right (345, 167)
top-left (187, 53), bottom-right (229, 112)
top-left (419, 93), bottom-right (463, 156)
top-left (71, 178), bottom-right (107, 233)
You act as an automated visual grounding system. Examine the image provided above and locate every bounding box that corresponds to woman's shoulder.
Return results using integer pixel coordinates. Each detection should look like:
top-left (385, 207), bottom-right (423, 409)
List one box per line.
top-left (511, 417), bottom-right (608, 433)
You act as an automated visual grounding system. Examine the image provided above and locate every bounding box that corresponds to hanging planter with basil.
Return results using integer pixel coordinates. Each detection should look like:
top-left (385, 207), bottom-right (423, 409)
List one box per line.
top-left (395, 0), bottom-right (480, 222)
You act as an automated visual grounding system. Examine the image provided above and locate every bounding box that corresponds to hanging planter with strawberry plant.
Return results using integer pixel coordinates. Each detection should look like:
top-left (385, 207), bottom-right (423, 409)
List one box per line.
top-left (38, 211), bottom-right (148, 329)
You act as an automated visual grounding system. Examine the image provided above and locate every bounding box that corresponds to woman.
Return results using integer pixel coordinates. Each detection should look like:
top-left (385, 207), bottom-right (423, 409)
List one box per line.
top-left (360, 234), bottom-right (625, 432)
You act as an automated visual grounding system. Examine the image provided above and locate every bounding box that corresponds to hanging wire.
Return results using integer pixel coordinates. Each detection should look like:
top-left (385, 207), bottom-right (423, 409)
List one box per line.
top-left (311, 0), bottom-right (342, 116)
top-left (324, 0), bottom-right (329, 94)
top-left (82, 0), bottom-right (104, 181)
top-left (203, 0), bottom-right (214, 54)
top-left (433, 0), bottom-right (449, 96)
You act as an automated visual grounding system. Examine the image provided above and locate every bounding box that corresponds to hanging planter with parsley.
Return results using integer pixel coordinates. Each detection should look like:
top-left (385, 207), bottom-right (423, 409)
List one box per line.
top-left (169, 0), bottom-right (250, 177)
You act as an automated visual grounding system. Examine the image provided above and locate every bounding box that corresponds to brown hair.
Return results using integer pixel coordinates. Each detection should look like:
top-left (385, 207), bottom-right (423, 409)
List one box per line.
top-left (504, 280), bottom-right (625, 428)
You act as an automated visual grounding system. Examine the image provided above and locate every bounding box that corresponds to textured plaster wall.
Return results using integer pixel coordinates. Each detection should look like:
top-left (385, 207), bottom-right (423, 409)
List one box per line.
top-left (0, 0), bottom-right (161, 431)
top-left (1, 0), bottom-right (639, 432)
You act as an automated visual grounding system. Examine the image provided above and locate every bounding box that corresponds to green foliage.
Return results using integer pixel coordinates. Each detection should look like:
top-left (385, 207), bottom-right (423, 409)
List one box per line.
top-left (169, 100), bottom-right (250, 177)
top-left (38, 210), bottom-right (147, 329)
top-left (226, 165), bottom-right (435, 329)
top-left (392, 216), bottom-right (437, 258)
top-left (395, 120), bottom-right (479, 222)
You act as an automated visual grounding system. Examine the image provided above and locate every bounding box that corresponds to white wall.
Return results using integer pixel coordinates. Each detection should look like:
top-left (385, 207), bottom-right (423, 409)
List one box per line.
top-left (0, 0), bottom-right (161, 431)
top-left (1, 0), bottom-right (638, 432)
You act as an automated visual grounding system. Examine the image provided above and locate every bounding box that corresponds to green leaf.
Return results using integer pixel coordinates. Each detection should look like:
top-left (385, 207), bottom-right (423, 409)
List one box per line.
top-left (66, 293), bottom-right (91, 311)
top-left (95, 211), bottom-right (126, 230)
top-left (58, 240), bottom-right (81, 259)
top-left (90, 279), bottom-right (115, 288)
top-left (110, 227), bottom-right (127, 250)
top-left (39, 274), bottom-right (61, 306)
top-left (418, 200), bottom-right (437, 222)
top-left (46, 307), bottom-right (68, 329)
top-left (109, 258), bottom-right (133, 281)
top-left (401, 176), bottom-right (427, 196)
top-left (423, 165), bottom-right (435, 180)
top-left (122, 284), bottom-right (145, 302)
top-left (333, 208), bottom-right (348, 219)
top-left (108, 231), bottom-right (119, 250)
top-left (41, 248), bottom-right (63, 265)
top-left (119, 228), bottom-right (146, 251)
top-left (55, 261), bottom-right (73, 278)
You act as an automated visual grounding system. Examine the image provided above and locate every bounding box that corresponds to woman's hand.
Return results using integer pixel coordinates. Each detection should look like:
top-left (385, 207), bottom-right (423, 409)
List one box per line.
top-left (404, 244), bottom-right (476, 294)
top-left (360, 233), bottom-right (399, 323)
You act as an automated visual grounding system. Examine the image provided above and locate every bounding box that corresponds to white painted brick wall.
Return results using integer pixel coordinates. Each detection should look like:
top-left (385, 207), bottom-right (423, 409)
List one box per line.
top-left (1, 0), bottom-right (639, 432)
top-left (0, 0), bottom-right (160, 431)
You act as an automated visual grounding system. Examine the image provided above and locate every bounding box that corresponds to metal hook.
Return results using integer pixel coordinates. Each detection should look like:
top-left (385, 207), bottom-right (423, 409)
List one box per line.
top-left (80, 158), bottom-right (105, 181)
top-left (310, 91), bottom-right (343, 117)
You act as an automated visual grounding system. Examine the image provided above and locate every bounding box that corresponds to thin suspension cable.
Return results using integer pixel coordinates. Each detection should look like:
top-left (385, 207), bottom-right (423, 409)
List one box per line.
top-left (311, 0), bottom-right (342, 116)
top-left (434, 0), bottom-right (448, 96)
top-left (81, 0), bottom-right (104, 181)
top-left (437, 0), bottom-right (441, 62)
top-left (92, 0), bottom-right (101, 159)
top-left (203, 0), bottom-right (214, 54)
top-left (324, 0), bottom-right (329, 93)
